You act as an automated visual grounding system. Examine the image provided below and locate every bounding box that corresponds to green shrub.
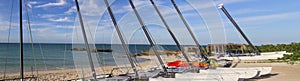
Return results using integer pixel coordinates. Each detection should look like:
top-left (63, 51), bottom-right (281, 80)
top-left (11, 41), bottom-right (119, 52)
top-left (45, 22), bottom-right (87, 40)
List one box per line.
top-left (259, 42), bottom-right (300, 61)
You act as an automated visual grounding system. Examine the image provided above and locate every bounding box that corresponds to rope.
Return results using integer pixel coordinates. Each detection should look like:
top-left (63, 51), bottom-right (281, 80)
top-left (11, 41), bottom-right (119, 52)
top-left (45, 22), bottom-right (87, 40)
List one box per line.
top-left (3, 0), bottom-right (15, 80)
top-left (63, 36), bottom-right (68, 80)
top-left (75, 0), bottom-right (97, 79)
top-left (129, 0), bottom-right (167, 73)
top-left (24, 0), bottom-right (38, 79)
top-left (100, 12), bottom-right (109, 74)
top-left (104, 0), bottom-right (140, 77)
top-left (37, 40), bottom-right (48, 71)
top-left (62, 10), bottom-right (71, 79)
top-left (24, 0), bottom-right (49, 70)
top-left (83, 14), bottom-right (106, 75)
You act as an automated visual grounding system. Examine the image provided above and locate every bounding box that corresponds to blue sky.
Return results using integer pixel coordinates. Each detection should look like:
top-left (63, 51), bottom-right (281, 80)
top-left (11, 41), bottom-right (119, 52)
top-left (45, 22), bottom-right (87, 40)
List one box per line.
top-left (0, 0), bottom-right (299, 45)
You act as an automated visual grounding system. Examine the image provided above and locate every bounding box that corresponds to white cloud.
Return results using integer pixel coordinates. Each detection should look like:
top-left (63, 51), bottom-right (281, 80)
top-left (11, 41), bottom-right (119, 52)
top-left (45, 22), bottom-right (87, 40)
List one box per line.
top-left (0, 26), bottom-right (9, 31)
top-left (31, 27), bottom-right (51, 32)
top-left (0, 20), bottom-right (19, 31)
top-left (237, 12), bottom-right (300, 24)
top-left (113, 0), bottom-right (164, 14)
top-left (65, 6), bottom-right (76, 14)
top-left (35, 0), bottom-right (67, 8)
top-left (49, 17), bottom-right (72, 22)
top-left (213, 0), bottom-right (252, 5)
top-left (38, 14), bottom-right (74, 23)
top-left (78, 0), bottom-right (101, 16)
top-left (29, 1), bottom-right (38, 4)
top-left (231, 9), bottom-right (272, 15)
top-left (38, 14), bottom-right (56, 18)
top-left (172, 0), bottom-right (252, 13)
top-left (27, 1), bottom-right (38, 8)
top-left (122, 0), bottom-right (149, 9)
top-left (18, 22), bottom-right (74, 43)
top-left (30, 22), bottom-right (51, 27)
top-left (29, 27), bottom-right (73, 43)
top-left (55, 25), bottom-right (74, 29)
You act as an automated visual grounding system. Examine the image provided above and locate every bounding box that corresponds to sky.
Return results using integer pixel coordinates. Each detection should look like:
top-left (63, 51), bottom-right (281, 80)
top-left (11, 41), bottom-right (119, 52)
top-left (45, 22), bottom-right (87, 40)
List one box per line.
top-left (0, 0), bottom-right (299, 45)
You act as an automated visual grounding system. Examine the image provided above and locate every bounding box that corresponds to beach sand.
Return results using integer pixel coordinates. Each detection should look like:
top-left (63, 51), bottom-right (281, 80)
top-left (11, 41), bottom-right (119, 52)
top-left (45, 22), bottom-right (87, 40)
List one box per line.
top-left (236, 63), bottom-right (300, 81)
top-left (0, 63), bottom-right (155, 80)
top-left (0, 55), bottom-right (166, 80)
top-left (1, 55), bottom-right (299, 81)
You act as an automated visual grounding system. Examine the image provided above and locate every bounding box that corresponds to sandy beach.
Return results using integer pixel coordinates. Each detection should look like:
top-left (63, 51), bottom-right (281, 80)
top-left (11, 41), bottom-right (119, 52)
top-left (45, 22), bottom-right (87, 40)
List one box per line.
top-left (0, 63), bottom-right (155, 80)
top-left (0, 55), bottom-right (168, 80)
top-left (1, 55), bottom-right (299, 81)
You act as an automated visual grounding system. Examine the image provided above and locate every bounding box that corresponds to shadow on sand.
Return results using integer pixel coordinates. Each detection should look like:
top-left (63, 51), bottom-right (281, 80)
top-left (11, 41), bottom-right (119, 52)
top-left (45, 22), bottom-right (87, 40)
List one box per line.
top-left (245, 73), bottom-right (279, 81)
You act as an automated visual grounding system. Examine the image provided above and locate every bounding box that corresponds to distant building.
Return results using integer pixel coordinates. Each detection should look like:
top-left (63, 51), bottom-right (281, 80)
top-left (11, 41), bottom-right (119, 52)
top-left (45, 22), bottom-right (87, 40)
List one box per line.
top-left (183, 44), bottom-right (249, 55)
top-left (183, 46), bottom-right (200, 54)
top-left (206, 44), bottom-right (248, 54)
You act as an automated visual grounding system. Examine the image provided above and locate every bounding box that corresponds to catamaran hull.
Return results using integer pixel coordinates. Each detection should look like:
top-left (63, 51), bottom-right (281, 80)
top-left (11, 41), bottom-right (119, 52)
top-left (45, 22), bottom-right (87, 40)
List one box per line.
top-left (199, 69), bottom-right (259, 79)
top-left (217, 67), bottom-right (272, 75)
top-left (175, 73), bottom-right (239, 81)
top-left (149, 78), bottom-right (219, 81)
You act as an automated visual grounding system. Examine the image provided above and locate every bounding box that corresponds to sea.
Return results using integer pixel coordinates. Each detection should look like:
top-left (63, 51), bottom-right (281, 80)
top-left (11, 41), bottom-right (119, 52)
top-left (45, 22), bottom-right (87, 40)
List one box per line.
top-left (0, 43), bottom-right (180, 73)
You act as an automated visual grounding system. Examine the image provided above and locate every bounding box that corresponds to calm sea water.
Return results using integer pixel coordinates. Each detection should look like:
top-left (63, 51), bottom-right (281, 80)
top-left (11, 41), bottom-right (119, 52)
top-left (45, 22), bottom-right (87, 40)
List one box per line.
top-left (0, 43), bottom-right (179, 73)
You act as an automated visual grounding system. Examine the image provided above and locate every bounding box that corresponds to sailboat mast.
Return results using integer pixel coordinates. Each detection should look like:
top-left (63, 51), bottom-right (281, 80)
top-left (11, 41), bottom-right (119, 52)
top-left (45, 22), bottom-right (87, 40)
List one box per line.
top-left (218, 4), bottom-right (260, 55)
top-left (150, 0), bottom-right (192, 66)
top-left (170, 0), bottom-right (208, 60)
top-left (74, 0), bottom-right (97, 80)
top-left (20, 0), bottom-right (24, 80)
top-left (103, 0), bottom-right (139, 77)
top-left (128, 0), bottom-right (167, 72)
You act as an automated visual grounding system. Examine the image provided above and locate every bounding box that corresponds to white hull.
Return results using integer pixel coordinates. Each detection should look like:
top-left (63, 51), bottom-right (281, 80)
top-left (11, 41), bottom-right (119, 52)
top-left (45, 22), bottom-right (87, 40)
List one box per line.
top-left (254, 67), bottom-right (272, 75)
top-left (150, 73), bottom-right (239, 81)
top-left (200, 69), bottom-right (259, 79)
top-left (175, 73), bottom-right (239, 81)
top-left (149, 78), bottom-right (219, 81)
top-left (217, 67), bottom-right (272, 75)
top-left (220, 51), bottom-right (291, 60)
